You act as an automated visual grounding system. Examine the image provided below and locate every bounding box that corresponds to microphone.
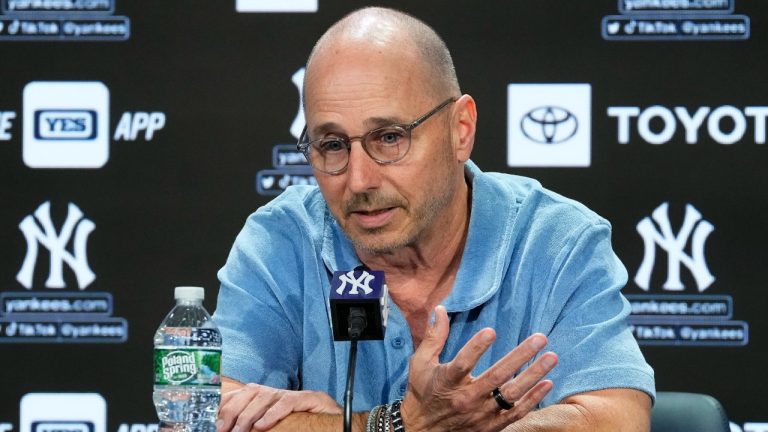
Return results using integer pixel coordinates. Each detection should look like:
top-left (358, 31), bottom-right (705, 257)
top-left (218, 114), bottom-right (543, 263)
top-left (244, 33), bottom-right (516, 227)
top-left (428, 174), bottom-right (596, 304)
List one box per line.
top-left (329, 268), bottom-right (388, 341)
top-left (330, 268), bottom-right (389, 432)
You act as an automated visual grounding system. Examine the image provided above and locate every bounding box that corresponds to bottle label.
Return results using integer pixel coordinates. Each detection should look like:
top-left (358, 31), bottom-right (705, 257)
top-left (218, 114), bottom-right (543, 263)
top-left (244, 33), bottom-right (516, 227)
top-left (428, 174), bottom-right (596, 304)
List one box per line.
top-left (154, 348), bottom-right (221, 386)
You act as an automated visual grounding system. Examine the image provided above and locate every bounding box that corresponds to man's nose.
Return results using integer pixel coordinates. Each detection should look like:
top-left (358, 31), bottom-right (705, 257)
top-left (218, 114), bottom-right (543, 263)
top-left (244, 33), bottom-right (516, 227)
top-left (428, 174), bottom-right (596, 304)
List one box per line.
top-left (345, 141), bottom-right (381, 193)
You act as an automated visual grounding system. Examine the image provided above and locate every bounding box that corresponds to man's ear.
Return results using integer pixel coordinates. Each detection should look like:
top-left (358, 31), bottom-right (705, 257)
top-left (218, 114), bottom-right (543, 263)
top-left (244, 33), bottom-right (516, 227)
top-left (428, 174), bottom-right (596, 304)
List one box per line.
top-left (451, 94), bottom-right (477, 163)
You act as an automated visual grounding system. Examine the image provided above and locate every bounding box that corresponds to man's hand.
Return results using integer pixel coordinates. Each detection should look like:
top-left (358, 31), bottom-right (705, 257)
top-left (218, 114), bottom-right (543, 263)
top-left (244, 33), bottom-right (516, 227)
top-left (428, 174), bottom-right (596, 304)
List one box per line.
top-left (401, 305), bottom-right (558, 432)
top-left (217, 378), bottom-right (341, 432)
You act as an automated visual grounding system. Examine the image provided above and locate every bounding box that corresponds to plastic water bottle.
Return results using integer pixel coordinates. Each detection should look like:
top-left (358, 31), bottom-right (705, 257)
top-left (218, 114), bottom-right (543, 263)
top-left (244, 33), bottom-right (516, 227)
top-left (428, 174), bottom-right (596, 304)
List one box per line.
top-left (153, 286), bottom-right (222, 432)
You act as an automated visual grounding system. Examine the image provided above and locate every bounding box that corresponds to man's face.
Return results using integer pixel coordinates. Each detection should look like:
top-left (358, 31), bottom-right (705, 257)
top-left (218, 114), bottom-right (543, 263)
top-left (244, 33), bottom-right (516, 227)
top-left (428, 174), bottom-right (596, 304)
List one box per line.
top-left (304, 42), bottom-right (461, 256)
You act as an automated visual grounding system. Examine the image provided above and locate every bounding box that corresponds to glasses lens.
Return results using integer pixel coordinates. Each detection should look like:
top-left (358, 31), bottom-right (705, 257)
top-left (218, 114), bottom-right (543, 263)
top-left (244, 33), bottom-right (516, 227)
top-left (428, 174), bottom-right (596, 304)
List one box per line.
top-left (312, 137), bottom-right (348, 173)
top-left (365, 126), bottom-right (410, 163)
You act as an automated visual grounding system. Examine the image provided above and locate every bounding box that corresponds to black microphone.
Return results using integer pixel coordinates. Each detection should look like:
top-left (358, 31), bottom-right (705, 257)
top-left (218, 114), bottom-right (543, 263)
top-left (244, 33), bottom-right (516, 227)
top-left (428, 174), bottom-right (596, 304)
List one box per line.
top-left (329, 268), bottom-right (388, 341)
top-left (330, 268), bottom-right (389, 432)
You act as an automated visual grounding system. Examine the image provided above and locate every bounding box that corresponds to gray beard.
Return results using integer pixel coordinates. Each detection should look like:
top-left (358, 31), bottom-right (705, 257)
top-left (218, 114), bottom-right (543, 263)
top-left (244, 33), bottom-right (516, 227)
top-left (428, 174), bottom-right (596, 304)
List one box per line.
top-left (345, 182), bottom-right (454, 256)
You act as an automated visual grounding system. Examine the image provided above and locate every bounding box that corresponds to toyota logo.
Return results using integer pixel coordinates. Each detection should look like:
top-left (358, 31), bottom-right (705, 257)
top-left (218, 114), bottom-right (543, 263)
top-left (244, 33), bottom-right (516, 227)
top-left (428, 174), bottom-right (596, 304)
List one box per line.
top-left (520, 106), bottom-right (578, 144)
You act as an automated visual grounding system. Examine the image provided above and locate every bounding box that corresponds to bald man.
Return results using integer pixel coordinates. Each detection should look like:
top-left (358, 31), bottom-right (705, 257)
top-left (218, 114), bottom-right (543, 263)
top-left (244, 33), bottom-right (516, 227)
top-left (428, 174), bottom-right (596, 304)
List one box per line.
top-left (213, 7), bottom-right (654, 432)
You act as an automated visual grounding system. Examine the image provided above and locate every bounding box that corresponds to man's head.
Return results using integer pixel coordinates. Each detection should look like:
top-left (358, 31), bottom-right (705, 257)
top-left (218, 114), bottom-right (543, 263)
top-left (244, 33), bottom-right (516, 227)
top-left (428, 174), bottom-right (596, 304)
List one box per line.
top-left (302, 7), bottom-right (477, 256)
top-left (306, 7), bottom-right (461, 102)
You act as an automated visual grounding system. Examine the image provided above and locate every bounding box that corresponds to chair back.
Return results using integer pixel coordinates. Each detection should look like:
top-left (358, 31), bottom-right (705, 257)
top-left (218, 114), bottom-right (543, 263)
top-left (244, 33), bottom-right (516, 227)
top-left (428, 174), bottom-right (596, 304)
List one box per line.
top-left (651, 392), bottom-right (729, 432)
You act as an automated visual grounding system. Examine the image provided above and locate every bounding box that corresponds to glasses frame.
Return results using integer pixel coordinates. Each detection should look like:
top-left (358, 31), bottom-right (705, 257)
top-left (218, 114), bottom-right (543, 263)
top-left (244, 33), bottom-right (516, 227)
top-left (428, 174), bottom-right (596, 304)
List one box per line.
top-left (297, 97), bottom-right (457, 175)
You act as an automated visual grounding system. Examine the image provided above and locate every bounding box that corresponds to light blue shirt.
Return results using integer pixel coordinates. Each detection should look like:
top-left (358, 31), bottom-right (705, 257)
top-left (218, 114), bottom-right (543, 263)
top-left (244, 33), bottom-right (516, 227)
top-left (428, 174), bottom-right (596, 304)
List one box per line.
top-left (213, 161), bottom-right (655, 410)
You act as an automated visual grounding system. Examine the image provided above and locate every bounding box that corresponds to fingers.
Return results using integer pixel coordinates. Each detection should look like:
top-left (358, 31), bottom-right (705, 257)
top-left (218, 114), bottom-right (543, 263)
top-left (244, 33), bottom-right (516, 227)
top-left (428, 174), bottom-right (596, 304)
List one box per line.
top-left (217, 383), bottom-right (277, 432)
top-left (217, 384), bottom-right (257, 432)
top-left (442, 328), bottom-right (496, 384)
top-left (220, 377), bottom-right (246, 407)
top-left (484, 351), bottom-right (557, 430)
top-left (235, 386), bottom-right (282, 430)
top-left (253, 392), bottom-right (342, 430)
top-left (488, 380), bottom-right (554, 430)
top-left (220, 386), bottom-right (245, 406)
top-left (218, 384), bottom-right (343, 432)
top-left (507, 379), bottom-right (553, 414)
top-left (412, 305), bottom-right (450, 363)
top-left (403, 328), bottom-right (557, 432)
top-left (498, 351), bottom-right (558, 403)
top-left (474, 333), bottom-right (548, 391)
top-left (253, 394), bottom-right (293, 430)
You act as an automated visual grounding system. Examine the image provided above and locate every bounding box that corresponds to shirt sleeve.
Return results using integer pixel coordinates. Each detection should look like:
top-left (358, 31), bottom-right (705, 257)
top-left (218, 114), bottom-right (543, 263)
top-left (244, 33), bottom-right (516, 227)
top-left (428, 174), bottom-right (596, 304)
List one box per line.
top-left (212, 205), bottom-right (306, 390)
top-left (537, 220), bottom-right (656, 406)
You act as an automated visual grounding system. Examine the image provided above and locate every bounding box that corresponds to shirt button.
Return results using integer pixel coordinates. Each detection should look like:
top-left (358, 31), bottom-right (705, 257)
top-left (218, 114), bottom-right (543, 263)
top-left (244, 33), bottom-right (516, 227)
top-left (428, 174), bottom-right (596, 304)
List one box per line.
top-left (391, 337), bottom-right (404, 348)
top-left (399, 383), bottom-right (407, 394)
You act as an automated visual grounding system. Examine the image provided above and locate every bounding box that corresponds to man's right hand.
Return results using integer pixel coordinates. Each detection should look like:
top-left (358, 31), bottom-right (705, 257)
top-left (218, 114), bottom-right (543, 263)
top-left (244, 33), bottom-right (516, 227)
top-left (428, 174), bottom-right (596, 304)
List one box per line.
top-left (401, 305), bottom-right (558, 432)
top-left (216, 378), bottom-right (342, 432)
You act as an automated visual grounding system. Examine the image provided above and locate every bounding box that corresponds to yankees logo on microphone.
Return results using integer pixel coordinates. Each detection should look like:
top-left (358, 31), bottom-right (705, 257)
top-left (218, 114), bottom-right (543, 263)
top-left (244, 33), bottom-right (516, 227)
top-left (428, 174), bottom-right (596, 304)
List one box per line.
top-left (329, 269), bottom-right (389, 341)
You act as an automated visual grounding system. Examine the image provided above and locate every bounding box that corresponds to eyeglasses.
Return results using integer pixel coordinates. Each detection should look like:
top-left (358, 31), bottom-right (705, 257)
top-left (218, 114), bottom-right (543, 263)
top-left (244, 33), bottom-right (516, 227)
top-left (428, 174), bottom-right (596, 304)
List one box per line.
top-left (297, 97), bottom-right (456, 175)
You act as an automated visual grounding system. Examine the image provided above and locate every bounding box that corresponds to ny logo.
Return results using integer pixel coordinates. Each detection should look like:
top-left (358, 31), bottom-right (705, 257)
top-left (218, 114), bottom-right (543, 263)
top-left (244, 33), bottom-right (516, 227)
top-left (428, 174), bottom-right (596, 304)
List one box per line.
top-left (289, 67), bottom-right (306, 140)
top-left (16, 201), bottom-right (96, 290)
top-left (634, 202), bottom-right (715, 292)
top-left (335, 270), bottom-right (375, 295)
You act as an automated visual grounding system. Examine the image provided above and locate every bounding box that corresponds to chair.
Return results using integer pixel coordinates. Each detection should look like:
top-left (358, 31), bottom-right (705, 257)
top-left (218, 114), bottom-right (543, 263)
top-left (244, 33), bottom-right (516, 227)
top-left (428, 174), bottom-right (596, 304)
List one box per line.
top-left (651, 392), bottom-right (730, 432)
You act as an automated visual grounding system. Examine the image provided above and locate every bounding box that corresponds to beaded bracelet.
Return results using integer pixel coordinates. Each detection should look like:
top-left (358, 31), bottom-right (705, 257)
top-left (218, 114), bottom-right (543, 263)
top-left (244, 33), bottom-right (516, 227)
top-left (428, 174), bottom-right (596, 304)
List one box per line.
top-left (366, 400), bottom-right (405, 432)
top-left (366, 405), bottom-right (383, 432)
top-left (378, 404), bottom-right (391, 432)
top-left (366, 404), bottom-right (388, 432)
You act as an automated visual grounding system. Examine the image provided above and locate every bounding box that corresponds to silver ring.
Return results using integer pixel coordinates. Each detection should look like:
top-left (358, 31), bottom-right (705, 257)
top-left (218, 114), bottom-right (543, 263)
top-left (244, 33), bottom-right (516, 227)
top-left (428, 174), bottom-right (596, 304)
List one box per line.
top-left (492, 387), bottom-right (514, 410)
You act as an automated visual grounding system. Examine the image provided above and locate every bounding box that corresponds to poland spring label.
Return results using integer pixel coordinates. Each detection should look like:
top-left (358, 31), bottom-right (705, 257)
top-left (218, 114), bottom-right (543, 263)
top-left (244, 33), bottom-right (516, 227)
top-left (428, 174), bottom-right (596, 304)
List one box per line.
top-left (154, 347), bottom-right (221, 386)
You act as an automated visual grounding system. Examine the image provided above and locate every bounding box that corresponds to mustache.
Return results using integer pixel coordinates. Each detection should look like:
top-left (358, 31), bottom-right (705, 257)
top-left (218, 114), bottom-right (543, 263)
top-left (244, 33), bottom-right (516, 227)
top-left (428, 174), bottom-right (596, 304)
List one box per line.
top-left (343, 192), bottom-right (406, 214)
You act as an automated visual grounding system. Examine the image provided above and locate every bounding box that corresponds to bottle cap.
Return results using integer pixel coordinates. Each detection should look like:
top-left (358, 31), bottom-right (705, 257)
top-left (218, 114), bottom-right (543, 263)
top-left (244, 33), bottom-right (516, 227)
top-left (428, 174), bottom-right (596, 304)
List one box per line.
top-left (174, 286), bottom-right (205, 301)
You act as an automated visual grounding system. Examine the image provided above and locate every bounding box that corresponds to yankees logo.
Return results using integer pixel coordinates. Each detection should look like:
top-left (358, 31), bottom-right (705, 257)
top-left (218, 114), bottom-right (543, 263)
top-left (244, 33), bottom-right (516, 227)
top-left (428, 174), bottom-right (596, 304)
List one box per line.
top-left (635, 202), bottom-right (715, 292)
top-left (335, 270), bottom-right (375, 295)
top-left (17, 201), bottom-right (96, 290)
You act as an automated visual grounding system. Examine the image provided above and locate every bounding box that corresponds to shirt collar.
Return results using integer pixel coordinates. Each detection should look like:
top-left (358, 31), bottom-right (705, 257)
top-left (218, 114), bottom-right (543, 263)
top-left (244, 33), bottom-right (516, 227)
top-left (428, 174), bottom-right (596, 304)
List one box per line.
top-left (442, 161), bottom-right (518, 311)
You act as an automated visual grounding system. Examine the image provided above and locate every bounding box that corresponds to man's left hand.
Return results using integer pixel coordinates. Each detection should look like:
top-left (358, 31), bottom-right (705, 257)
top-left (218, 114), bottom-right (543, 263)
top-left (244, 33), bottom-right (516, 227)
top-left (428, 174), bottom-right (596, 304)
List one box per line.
top-left (400, 305), bottom-right (557, 432)
top-left (217, 379), bottom-right (342, 432)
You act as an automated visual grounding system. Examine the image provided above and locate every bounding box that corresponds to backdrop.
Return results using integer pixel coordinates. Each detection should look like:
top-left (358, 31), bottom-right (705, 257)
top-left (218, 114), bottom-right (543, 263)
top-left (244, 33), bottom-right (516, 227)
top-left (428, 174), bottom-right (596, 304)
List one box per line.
top-left (0, 1), bottom-right (764, 431)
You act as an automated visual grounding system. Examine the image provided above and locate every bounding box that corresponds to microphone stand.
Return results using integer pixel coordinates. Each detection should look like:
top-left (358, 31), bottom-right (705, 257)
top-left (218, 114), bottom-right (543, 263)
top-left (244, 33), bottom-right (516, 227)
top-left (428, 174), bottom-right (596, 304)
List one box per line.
top-left (344, 307), bottom-right (367, 432)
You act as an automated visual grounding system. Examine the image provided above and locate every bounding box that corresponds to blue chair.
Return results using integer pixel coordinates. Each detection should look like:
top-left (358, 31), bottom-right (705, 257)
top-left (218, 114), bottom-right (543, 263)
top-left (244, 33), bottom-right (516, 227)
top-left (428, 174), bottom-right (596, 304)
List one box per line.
top-left (651, 392), bottom-right (729, 432)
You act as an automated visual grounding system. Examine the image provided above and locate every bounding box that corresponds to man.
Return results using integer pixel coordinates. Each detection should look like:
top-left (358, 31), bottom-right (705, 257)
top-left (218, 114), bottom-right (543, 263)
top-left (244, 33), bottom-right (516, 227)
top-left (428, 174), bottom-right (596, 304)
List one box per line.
top-left (213, 6), bottom-right (654, 432)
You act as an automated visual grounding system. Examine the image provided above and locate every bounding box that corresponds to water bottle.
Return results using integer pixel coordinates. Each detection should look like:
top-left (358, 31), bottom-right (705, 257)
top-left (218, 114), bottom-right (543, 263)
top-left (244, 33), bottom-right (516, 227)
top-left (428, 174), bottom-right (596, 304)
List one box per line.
top-left (153, 286), bottom-right (222, 432)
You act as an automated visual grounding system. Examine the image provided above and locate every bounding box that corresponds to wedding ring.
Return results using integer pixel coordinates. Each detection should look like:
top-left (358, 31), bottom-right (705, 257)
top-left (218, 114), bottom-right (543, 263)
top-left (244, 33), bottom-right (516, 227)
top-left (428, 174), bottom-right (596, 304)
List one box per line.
top-left (492, 387), bottom-right (514, 410)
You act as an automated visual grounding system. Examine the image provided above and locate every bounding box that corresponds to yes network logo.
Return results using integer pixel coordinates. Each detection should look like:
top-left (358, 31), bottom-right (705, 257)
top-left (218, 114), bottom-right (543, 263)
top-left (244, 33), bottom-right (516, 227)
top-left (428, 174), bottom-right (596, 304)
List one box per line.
top-left (507, 83), bottom-right (591, 167)
top-left (14, 80), bottom-right (166, 169)
top-left (23, 81), bottom-right (109, 168)
top-left (21, 393), bottom-right (106, 432)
